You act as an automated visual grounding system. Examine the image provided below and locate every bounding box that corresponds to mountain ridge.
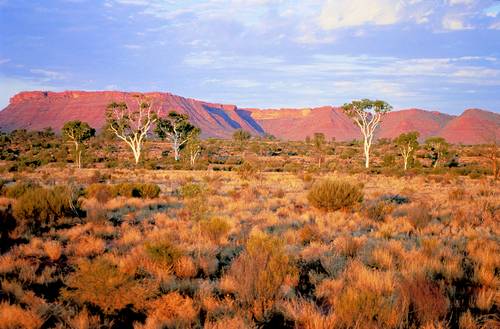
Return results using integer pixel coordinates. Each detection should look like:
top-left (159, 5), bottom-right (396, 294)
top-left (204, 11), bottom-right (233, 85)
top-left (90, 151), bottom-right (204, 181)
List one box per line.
top-left (0, 90), bottom-right (498, 144)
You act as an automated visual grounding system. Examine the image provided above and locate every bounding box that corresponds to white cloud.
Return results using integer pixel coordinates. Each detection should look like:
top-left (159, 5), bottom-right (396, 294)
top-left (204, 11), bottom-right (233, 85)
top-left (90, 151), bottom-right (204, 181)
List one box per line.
top-left (442, 15), bottom-right (474, 30)
top-left (29, 69), bottom-right (66, 81)
top-left (489, 21), bottom-right (500, 29)
top-left (319, 0), bottom-right (401, 29)
top-left (0, 58), bottom-right (10, 65)
top-left (447, 0), bottom-right (475, 6)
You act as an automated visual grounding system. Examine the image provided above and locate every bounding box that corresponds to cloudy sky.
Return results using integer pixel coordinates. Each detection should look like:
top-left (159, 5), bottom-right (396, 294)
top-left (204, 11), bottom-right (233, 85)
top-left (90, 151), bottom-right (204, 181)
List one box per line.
top-left (1, 0), bottom-right (499, 113)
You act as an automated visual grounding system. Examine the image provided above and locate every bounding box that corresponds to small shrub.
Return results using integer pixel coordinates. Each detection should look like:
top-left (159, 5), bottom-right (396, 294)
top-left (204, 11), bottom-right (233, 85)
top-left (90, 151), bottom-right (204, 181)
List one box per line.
top-left (138, 183), bottom-right (161, 198)
top-left (406, 202), bottom-right (433, 229)
top-left (366, 200), bottom-right (394, 222)
top-left (200, 217), bottom-right (231, 243)
top-left (236, 162), bottom-right (259, 180)
top-left (62, 257), bottom-right (153, 314)
top-left (223, 231), bottom-right (296, 321)
top-left (180, 183), bottom-right (204, 198)
top-left (86, 183), bottom-right (112, 203)
top-left (145, 240), bottom-right (183, 269)
top-left (307, 179), bottom-right (363, 211)
top-left (3, 181), bottom-right (39, 199)
top-left (13, 185), bottom-right (81, 233)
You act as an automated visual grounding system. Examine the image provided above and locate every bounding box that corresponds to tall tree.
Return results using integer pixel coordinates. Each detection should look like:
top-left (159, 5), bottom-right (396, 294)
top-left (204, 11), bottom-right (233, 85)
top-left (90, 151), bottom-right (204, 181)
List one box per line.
top-left (395, 131), bottom-right (419, 171)
top-left (106, 96), bottom-right (158, 165)
top-left (425, 137), bottom-right (449, 168)
top-left (342, 99), bottom-right (392, 168)
top-left (313, 132), bottom-right (326, 167)
top-left (185, 129), bottom-right (202, 167)
top-left (155, 111), bottom-right (199, 161)
top-left (62, 120), bottom-right (95, 169)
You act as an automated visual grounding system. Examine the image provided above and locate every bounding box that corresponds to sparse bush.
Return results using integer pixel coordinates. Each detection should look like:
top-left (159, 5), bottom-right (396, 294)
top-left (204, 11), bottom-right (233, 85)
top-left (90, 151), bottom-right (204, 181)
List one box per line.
top-left (307, 178), bottom-right (363, 211)
top-left (2, 181), bottom-right (39, 199)
top-left (200, 217), bottom-right (231, 243)
top-left (223, 231), bottom-right (296, 321)
top-left (180, 183), bottom-right (205, 198)
top-left (139, 292), bottom-right (199, 329)
top-left (86, 183), bottom-right (112, 203)
top-left (13, 185), bottom-right (81, 233)
top-left (86, 182), bottom-right (160, 200)
top-left (145, 240), bottom-right (183, 269)
top-left (406, 202), bottom-right (433, 229)
top-left (138, 183), bottom-right (161, 198)
top-left (236, 161), bottom-right (259, 180)
top-left (62, 257), bottom-right (153, 314)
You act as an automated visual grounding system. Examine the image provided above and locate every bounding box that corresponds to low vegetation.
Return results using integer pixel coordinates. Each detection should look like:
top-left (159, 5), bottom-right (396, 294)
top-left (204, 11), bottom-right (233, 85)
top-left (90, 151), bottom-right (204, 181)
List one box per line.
top-left (0, 118), bottom-right (498, 328)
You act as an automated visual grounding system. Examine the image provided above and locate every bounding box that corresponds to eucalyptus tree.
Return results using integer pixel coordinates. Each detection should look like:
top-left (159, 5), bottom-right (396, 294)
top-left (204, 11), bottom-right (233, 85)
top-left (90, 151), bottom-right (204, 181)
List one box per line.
top-left (62, 120), bottom-right (95, 168)
top-left (342, 99), bottom-right (392, 168)
top-left (155, 111), bottom-right (199, 161)
top-left (106, 96), bottom-right (158, 165)
top-left (395, 131), bottom-right (419, 171)
top-left (425, 137), bottom-right (449, 168)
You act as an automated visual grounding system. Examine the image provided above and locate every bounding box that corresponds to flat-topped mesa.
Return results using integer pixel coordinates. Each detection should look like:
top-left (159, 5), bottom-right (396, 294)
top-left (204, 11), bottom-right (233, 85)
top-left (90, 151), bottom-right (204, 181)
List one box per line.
top-left (1, 90), bottom-right (498, 144)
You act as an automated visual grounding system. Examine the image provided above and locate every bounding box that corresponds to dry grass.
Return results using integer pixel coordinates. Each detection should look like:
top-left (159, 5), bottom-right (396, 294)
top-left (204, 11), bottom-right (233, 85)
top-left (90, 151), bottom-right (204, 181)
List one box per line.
top-left (0, 165), bottom-right (498, 328)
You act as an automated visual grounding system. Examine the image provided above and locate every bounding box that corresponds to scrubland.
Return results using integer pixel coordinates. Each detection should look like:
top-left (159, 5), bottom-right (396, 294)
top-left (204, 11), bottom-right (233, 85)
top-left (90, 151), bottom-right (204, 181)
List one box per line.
top-left (0, 165), bottom-right (498, 329)
top-left (0, 134), bottom-right (499, 328)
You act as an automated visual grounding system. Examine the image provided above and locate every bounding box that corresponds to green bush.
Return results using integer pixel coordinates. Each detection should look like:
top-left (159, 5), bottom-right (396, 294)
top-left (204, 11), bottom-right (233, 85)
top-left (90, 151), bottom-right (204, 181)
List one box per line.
top-left (85, 183), bottom-right (160, 200)
top-left (180, 183), bottom-right (204, 198)
top-left (145, 240), bottom-right (183, 268)
top-left (200, 217), bottom-right (231, 242)
top-left (307, 178), bottom-right (363, 211)
top-left (2, 181), bottom-right (39, 198)
top-left (13, 185), bottom-right (81, 232)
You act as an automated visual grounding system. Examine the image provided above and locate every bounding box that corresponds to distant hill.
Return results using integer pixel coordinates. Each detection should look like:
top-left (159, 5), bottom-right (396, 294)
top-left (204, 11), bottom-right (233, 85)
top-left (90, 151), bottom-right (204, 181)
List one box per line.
top-left (0, 90), bottom-right (498, 144)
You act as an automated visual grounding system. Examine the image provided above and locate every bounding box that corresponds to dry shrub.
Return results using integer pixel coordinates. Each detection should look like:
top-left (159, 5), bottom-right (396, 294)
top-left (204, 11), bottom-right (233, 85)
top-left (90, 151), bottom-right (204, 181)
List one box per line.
top-left (85, 183), bottom-right (112, 203)
top-left (459, 310), bottom-right (477, 329)
top-left (475, 287), bottom-right (496, 311)
top-left (174, 256), bottom-right (198, 279)
top-left (62, 257), bottom-right (153, 314)
top-left (43, 240), bottom-right (62, 261)
top-left (406, 201), bottom-right (433, 229)
top-left (179, 183), bottom-right (205, 198)
top-left (332, 261), bottom-right (409, 329)
top-left (138, 292), bottom-right (199, 329)
top-left (200, 217), bottom-right (231, 243)
top-left (333, 235), bottom-right (366, 258)
top-left (401, 275), bottom-right (449, 325)
top-left (365, 200), bottom-right (394, 222)
top-left (69, 235), bottom-right (105, 257)
top-left (204, 315), bottom-right (255, 329)
top-left (223, 231), bottom-right (296, 321)
top-left (13, 185), bottom-right (81, 233)
top-left (145, 240), bottom-right (183, 270)
top-left (67, 307), bottom-right (101, 329)
top-left (86, 182), bottom-right (160, 200)
top-left (0, 302), bottom-right (43, 329)
top-left (281, 299), bottom-right (337, 329)
top-left (307, 178), bottom-right (363, 212)
top-left (236, 161), bottom-right (259, 180)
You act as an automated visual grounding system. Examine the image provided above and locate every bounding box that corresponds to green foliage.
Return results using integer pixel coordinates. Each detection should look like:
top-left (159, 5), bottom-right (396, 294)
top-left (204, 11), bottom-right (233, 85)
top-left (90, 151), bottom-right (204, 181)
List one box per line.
top-left (425, 137), bottom-right (449, 168)
top-left (62, 120), bottom-right (95, 144)
top-left (86, 182), bottom-right (161, 200)
top-left (232, 129), bottom-right (252, 142)
top-left (180, 183), bottom-right (205, 198)
top-left (13, 185), bottom-right (81, 232)
top-left (145, 240), bottom-right (183, 268)
top-left (2, 181), bottom-right (39, 198)
top-left (342, 99), bottom-right (392, 117)
top-left (200, 217), bottom-right (231, 243)
top-left (308, 178), bottom-right (363, 211)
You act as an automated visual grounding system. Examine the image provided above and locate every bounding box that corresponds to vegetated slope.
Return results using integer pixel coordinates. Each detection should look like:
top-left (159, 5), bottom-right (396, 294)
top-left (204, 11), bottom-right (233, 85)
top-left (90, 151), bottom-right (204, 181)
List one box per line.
top-left (438, 108), bottom-right (500, 144)
top-left (1, 90), bottom-right (498, 144)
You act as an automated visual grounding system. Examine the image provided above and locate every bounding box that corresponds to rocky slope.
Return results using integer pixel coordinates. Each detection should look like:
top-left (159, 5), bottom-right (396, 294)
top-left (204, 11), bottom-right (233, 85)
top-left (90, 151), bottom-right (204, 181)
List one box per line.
top-left (0, 90), bottom-right (498, 144)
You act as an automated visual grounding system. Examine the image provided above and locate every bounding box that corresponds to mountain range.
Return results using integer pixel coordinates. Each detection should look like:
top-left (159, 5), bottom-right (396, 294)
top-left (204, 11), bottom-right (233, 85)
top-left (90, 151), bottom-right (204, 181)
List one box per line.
top-left (0, 91), bottom-right (498, 144)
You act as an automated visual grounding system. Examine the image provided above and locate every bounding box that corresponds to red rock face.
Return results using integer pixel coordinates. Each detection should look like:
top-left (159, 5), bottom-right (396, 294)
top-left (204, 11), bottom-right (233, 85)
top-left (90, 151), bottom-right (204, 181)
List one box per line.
top-left (0, 91), bottom-right (264, 138)
top-left (377, 109), bottom-right (455, 140)
top-left (439, 109), bottom-right (500, 144)
top-left (0, 91), bottom-right (498, 144)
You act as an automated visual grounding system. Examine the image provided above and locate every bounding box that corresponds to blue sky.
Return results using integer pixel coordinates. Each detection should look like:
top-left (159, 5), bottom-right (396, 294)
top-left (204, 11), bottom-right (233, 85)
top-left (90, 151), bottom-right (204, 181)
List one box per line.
top-left (1, 0), bottom-right (499, 114)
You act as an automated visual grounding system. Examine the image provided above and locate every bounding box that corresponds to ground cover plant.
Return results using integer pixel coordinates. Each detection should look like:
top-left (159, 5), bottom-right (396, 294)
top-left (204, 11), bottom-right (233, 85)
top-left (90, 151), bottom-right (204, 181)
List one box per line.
top-left (0, 128), bottom-right (498, 328)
